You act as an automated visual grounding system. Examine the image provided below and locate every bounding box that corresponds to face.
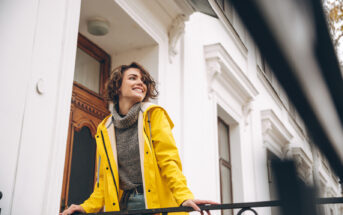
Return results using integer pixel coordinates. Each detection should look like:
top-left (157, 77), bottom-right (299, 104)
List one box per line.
top-left (118, 68), bottom-right (147, 104)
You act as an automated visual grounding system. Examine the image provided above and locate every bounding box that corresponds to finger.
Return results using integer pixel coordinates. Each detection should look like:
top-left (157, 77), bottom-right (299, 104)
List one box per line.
top-left (194, 199), bottom-right (219, 205)
top-left (200, 210), bottom-right (204, 215)
top-left (205, 209), bottom-right (211, 215)
top-left (62, 208), bottom-right (73, 215)
top-left (62, 209), bottom-right (70, 215)
top-left (189, 200), bottom-right (201, 212)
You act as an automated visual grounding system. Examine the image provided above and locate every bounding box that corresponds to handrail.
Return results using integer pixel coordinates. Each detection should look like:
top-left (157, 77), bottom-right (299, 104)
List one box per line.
top-left (78, 197), bottom-right (343, 215)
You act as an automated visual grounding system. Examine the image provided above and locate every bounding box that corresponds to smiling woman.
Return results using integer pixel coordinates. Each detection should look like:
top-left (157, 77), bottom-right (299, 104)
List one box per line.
top-left (106, 62), bottom-right (158, 115)
top-left (60, 62), bottom-right (217, 215)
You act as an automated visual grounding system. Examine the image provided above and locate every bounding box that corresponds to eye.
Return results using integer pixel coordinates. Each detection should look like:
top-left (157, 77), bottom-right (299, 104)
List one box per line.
top-left (141, 77), bottom-right (148, 85)
top-left (128, 76), bottom-right (136, 80)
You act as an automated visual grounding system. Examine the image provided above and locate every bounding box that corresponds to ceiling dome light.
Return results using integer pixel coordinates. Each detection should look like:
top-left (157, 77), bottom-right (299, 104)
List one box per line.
top-left (87, 17), bottom-right (110, 36)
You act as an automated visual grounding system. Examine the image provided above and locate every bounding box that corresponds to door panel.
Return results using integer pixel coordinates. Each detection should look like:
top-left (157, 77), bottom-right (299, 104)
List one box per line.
top-left (60, 34), bottom-right (110, 212)
top-left (68, 126), bottom-right (96, 205)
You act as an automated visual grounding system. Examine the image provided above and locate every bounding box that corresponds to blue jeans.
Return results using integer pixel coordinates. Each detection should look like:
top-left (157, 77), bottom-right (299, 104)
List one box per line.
top-left (126, 193), bottom-right (145, 210)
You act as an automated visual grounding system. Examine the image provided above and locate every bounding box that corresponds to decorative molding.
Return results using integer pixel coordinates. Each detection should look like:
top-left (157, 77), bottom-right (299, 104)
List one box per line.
top-left (204, 43), bottom-right (258, 105)
top-left (261, 109), bottom-right (293, 158)
top-left (281, 144), bottom-right (293, 159)
top-left (73, 118), bottom-right (98, 136)
top-left (71, 96), bottom-right (108, 120)
top-left (168, 14), bottom-right (188, 62)
top-left (292, 147), bottom-right (313, 184)
top-left (206, 58), bottom-right (222, 95)
top-left (242, 102), bottom-right (253, 126)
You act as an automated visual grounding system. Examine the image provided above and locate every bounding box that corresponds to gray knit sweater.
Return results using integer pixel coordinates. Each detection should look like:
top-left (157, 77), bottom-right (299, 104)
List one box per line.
top-left (112, 103), bottom-right (143, 191)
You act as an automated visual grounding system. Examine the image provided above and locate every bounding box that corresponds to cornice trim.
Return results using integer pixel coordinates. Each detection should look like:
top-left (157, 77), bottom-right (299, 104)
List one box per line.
top-left (261, 109), bottom-right (293, 158)
top-left (204, 43), bottom-right (258, 105)
top-left (292, 147), bottom-right (313, 169)
top-left (71, 96), bottom-right (108, 119)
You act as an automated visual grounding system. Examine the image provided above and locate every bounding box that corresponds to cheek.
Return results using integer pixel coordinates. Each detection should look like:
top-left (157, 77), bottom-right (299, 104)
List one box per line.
top-left (121, 82), bottom-right (130, 93)
top-left (144, 86), bottom-right (148, 95)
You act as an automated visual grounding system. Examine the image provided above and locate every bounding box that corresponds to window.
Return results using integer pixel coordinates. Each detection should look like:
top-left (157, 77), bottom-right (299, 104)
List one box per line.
top-left (259, 56), bottom-right (308, 138)
top-left (214, 0), bottom-right (244, 42)
top-left (218, 118), bottom-right (233, 215)
top-left (215, 0), bottom-right (233, 21)
top-left (74, 47), bottom-right (101, 93)
top-left (267, 150), bottom-right (281, 215)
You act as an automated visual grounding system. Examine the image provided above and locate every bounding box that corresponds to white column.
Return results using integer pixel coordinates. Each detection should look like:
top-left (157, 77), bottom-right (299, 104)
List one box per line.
top-left (0, 0), bottom-right (81, 214)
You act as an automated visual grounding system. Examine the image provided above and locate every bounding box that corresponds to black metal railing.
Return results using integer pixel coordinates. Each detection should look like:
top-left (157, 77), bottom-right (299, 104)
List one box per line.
top-left (77, 197), bottom-right (343, 215)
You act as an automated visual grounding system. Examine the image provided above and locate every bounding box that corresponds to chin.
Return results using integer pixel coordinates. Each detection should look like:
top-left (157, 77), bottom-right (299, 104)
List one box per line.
top-left (134, 95), bottom-right (146, 102)
top-left (133, 97), bottom-right (144, 103)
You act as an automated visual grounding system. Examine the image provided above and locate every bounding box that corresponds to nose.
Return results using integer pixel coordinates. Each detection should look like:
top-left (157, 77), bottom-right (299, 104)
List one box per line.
top-left (136, 78), bottom-right (144, 86)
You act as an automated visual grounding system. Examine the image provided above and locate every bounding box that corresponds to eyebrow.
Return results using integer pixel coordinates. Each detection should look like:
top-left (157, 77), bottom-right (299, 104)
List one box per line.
top-left (127, 73), bottom-right (142, 78)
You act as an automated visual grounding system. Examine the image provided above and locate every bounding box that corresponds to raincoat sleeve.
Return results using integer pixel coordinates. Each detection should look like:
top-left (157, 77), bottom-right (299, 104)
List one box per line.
top-left (150, 108), bottom-right (194, 205)
top-left (80, 152), bottom-right (105, 213)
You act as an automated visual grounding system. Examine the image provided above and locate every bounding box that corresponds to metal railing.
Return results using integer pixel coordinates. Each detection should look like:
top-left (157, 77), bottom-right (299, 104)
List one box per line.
top-left (78, 197), bottom-right (343, 215)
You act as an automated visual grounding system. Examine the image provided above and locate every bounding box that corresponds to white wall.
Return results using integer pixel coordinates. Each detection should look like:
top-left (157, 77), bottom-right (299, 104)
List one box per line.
top-left (181, 13), bottom-right (260, 207)
top-left (0, 0), bottom-right (81, 214)
top-left (181, 12), bottom-right (342, 215)
top-left (112, 45), bottom-right (159, 83)
top-left (0, 0), bottom-right (39, 213)
top-left (183, 12), bottom-right (227, 206)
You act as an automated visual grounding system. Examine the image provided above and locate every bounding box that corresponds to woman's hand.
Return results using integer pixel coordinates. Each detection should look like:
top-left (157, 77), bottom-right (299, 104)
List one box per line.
top-left (182, 199), bottom-right (219, 215)
top-left (60, 204), bottom-right (86, 215)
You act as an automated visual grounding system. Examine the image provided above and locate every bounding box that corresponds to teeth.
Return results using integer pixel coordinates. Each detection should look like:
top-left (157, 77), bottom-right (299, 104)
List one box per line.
top-left (134, 88), bottom-right (143, 92)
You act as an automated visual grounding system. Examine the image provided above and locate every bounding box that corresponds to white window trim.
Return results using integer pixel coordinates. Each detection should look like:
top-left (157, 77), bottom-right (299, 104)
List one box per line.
top-left (204, 43), bottom-right (258, 107)
top-left (292, 147), bottom-right (313, 184)
top-left (205, 42), bottom-right (258, 204)
top-left (261, 109), bottom-right (293, 158)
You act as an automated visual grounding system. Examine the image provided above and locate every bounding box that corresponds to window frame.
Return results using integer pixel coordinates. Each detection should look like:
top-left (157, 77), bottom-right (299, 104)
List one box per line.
top-left (218, 117), bottom-right (233, 215)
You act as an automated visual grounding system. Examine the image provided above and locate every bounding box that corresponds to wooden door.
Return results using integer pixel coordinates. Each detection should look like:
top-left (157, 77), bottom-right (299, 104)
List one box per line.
top-left (60, 34), bottom-right (111, 212)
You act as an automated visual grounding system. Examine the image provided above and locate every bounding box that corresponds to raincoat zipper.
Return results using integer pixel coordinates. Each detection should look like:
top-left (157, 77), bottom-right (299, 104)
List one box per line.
top-left (101, 130), bottom-right (119, 198)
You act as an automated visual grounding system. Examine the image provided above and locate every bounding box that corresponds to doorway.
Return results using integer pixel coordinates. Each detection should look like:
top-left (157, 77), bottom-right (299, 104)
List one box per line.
top-left (60, 0), bottom-right (159, 211)
top-left (60, 33), bottom-right (110, 212)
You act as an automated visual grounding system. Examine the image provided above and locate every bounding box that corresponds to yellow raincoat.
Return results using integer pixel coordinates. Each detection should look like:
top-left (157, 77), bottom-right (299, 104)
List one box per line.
top-left (80, 103), bottom-right (194, 213)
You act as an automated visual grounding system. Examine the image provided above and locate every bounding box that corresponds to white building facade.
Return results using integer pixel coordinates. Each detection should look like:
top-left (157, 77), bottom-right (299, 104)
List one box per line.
top-left (0, 0), bottom-right (341, 214)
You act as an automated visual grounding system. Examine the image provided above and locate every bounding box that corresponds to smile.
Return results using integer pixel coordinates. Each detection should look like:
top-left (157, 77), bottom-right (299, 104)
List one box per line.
top-left (133, 88), bottom-right (144, 93)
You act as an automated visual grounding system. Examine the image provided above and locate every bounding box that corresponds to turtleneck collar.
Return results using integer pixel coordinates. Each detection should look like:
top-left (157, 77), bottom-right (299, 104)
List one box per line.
top-left (112, 102), bottom-right (141, 129)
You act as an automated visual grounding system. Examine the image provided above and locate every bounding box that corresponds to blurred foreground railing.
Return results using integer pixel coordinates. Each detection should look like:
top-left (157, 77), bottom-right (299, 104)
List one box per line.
top-left (76, 197), bottom-right (343, 215)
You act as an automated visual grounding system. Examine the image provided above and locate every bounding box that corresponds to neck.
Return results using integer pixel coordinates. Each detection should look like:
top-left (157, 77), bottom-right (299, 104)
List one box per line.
top-left (118, 99), bottom-right (138, 115)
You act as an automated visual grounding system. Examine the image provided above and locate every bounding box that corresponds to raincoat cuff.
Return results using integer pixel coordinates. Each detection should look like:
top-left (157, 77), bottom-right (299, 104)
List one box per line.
top-left (79, 203), bottom-right (91, 213)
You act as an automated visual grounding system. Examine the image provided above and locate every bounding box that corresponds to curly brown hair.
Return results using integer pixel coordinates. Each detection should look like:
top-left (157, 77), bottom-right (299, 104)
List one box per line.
top-left (105, 62), bottom-right (158, 104)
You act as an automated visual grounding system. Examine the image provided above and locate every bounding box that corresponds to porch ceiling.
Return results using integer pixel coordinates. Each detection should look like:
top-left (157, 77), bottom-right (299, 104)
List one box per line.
top-left (79, 0), bottom-right (157, 56)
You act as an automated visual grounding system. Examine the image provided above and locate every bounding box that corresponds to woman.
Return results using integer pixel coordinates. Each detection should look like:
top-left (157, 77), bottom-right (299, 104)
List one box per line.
top-left (61, 62), bottom-right (215, 215)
